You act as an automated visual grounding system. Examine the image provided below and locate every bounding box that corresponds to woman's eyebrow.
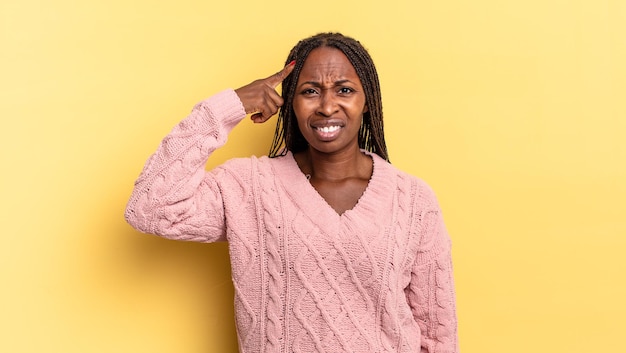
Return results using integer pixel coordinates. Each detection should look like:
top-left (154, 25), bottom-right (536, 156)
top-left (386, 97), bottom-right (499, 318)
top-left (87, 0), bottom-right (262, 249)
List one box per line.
top-left (298, 79), bottom-right (355, 88)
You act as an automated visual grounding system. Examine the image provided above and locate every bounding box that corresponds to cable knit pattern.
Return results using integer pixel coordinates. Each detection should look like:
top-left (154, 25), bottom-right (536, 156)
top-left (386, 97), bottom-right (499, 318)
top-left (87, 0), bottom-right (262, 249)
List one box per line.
top-left (258, 158), bottom-right (286, 353)
top-left (125, 89), bottom-right (459, 353)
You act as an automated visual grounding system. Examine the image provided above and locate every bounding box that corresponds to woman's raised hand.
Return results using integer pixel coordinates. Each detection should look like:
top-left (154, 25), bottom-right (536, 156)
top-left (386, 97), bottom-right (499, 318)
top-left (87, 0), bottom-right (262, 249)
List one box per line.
top-left (235, 61), bottom-right (295, 124)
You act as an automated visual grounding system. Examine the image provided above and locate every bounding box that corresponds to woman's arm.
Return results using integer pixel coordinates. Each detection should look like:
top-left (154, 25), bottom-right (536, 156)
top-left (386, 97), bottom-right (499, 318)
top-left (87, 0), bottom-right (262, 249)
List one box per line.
top-left (124, 90), bottom-right (247, 242)
top-left (405, 188), bottom-right (459, 353)
top-left (124, 63), bottom-right (295, 242)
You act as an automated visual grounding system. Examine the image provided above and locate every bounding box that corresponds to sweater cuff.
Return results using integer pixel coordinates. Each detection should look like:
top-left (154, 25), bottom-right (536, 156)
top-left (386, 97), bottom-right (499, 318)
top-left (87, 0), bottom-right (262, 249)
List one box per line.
top-left (196, 89), bottom-right (247, 132)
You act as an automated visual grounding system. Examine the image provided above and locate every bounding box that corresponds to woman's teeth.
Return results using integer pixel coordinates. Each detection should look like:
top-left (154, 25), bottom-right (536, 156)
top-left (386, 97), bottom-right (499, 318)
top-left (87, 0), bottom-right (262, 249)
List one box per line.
top-left (317, 126), bottom-right (340, 133)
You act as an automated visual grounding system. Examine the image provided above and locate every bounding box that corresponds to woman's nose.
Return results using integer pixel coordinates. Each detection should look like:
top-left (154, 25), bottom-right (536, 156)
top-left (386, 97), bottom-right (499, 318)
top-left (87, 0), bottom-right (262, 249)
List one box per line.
top-left (316, 91), bottom-right (339, 117)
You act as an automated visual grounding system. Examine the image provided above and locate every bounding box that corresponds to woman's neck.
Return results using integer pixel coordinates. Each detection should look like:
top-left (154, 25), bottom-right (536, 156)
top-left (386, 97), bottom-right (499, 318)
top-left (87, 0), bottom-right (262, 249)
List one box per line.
top-left (294, 146), bottom-right (373, 182)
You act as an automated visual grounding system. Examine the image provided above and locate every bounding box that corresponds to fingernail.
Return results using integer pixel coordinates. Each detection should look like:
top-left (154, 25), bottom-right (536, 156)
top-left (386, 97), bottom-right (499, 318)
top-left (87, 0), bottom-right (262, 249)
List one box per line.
top-left (289, 60), bottom-right (296, 66)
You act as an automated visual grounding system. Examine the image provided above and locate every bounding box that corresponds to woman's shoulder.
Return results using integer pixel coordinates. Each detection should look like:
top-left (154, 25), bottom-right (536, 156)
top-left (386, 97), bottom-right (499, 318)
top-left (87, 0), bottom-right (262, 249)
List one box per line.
top-left (372, 154), bottom-right (440, 207)
top-left (215, 153), bottom-right (292, 175)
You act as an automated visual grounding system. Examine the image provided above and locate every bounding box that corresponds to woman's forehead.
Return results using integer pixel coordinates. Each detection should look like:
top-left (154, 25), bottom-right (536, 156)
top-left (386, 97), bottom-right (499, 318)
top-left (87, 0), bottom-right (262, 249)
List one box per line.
top-left (297, 47), bottom-right (360, 84)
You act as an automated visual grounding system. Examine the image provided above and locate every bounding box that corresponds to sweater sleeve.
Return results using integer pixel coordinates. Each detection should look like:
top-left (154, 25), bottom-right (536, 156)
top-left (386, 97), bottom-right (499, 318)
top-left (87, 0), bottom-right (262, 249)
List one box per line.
top-left (124, 89), bottom-right (247, 242)
top-left (405, 186), bottom-right (459, 353)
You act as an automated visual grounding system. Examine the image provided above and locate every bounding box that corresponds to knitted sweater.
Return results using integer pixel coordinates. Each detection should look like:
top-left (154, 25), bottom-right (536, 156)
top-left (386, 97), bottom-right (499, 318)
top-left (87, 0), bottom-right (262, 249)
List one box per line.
top-left (125, 90), bottom-right (458, 353)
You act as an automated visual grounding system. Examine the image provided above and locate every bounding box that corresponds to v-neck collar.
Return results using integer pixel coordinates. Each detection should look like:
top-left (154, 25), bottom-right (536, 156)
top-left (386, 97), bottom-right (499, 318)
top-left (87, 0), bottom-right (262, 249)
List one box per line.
top-left (270, 150), bottom-right (396, 234)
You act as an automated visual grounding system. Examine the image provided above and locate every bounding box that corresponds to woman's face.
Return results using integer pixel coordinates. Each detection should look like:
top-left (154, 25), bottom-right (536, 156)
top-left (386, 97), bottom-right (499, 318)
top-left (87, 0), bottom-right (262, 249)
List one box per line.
top-left (292, 46), bottom-right (368, 155)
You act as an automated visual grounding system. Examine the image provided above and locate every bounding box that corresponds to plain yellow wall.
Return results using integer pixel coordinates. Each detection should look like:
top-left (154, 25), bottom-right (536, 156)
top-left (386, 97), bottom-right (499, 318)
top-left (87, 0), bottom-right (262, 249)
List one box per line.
top-left (2, 0), bottom-right (625, 352)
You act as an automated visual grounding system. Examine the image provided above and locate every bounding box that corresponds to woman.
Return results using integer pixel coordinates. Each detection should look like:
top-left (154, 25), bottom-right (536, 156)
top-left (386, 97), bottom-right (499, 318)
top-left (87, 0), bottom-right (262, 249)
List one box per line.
top-left (125, 32), bottom-right (458, 353)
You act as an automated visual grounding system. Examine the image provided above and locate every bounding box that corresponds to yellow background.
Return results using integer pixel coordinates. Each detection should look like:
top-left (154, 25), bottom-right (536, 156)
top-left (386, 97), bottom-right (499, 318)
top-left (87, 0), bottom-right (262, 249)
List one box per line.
top-left (2, 0), bottom-right (625, 352)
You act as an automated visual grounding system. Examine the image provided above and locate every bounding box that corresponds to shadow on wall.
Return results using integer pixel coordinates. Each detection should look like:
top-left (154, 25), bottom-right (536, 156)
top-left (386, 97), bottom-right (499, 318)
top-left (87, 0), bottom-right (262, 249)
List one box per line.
top-left (91, 209), bottom-right (239, 351)
top-left (95, 102), bottom-right (274, 351)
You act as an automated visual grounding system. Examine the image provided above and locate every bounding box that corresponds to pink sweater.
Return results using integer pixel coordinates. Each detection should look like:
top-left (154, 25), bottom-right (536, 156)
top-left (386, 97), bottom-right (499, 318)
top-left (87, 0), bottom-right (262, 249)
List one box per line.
top-left (125, 90), bottom-right (458, 353)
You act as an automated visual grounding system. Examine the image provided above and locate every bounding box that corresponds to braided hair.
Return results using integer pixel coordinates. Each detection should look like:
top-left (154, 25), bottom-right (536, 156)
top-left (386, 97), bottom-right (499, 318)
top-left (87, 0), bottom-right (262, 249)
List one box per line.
top-left (269, 32), bottom-right (389, 161)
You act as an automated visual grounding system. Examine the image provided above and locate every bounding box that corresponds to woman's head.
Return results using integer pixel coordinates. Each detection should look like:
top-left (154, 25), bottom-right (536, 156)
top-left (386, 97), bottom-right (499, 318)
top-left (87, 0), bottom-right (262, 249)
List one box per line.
top-left (269, 32), bottom-right (388, 161)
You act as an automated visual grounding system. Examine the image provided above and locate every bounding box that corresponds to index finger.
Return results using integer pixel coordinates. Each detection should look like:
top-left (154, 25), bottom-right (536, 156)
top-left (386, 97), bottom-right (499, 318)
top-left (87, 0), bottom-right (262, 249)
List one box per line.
top-left (266, 60), bottom-right (296, 88)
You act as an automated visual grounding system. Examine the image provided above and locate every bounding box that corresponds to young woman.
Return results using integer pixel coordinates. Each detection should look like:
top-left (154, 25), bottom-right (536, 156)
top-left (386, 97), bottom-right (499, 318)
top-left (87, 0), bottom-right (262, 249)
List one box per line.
top-left (125, 32), bottom-right (458, 353)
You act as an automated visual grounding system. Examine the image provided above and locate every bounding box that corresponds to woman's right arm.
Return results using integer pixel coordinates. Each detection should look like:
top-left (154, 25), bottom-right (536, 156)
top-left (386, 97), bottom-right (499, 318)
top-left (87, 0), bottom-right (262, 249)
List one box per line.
top-left (124, 89), bottom-right (247, 242)
top-left (124, 63), bottom-right (295, 242)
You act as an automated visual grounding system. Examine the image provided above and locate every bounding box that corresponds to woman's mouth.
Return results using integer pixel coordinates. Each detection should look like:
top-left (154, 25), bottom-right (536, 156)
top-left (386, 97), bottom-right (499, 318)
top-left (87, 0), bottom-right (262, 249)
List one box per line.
top-left (314, 125), bottom-right (342, 141)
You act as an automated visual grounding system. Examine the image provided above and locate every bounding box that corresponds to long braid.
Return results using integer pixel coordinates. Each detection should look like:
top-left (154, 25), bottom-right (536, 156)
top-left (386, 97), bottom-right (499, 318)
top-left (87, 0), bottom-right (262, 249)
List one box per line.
top-left (269, 33), bottom-right (389, 162)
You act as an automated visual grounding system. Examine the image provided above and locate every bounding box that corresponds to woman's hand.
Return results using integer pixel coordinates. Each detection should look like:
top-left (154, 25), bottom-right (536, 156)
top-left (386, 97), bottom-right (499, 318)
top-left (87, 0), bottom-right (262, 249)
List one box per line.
top-left (235, 61), bottom-right (295, 123)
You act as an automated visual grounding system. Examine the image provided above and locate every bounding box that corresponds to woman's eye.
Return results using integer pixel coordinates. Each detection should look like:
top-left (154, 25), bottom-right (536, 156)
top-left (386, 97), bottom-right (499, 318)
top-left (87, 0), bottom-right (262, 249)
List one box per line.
top-left (339, 87), bottom-right (354, 94)
top-left (302, 88), bottom-right (318, 95)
